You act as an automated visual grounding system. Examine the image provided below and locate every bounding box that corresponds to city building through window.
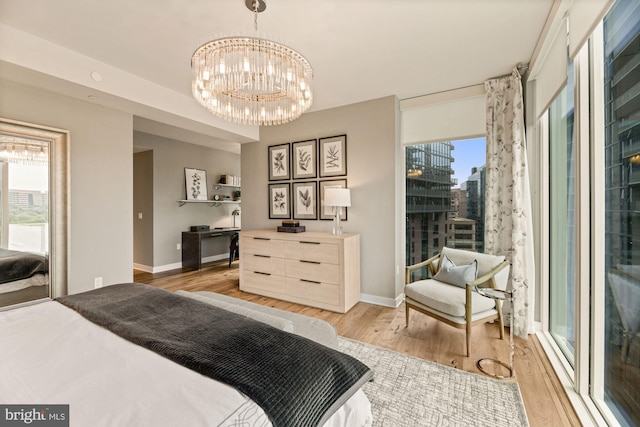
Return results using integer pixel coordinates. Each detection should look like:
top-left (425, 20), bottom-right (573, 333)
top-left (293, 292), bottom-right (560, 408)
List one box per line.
top-left (405, 138), bottom-right (486, 279)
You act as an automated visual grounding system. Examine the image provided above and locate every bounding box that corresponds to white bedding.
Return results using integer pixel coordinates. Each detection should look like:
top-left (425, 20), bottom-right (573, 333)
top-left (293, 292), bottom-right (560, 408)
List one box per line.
top-left (0, 301), bottom-right (372, 426)
top-left (0, 273), bottom-right (48, 294)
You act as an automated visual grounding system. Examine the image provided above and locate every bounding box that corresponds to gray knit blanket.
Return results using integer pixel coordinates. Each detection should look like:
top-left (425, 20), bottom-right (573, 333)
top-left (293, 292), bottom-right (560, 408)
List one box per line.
top-left (0, 248), bottom-right (48, 284)
top-left (57, 283), bottom-right (372, 427)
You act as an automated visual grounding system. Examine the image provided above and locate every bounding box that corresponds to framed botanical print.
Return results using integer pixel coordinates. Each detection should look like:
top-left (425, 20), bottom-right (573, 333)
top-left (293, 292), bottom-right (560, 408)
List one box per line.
top-left (268, 183), bottom-right (291, 219)
top-left (268, 143), bottom-right (290, 181)
top-left (292, 181), bottom-right (317, 220)
top-left (319, 135), bottom-right (347, 178)
top-left (292, 139), bottom-right (317, 180)
top-left (319, 179), bottom-right (348, 220)
top-left (184, 167), bottom-right (208, 201)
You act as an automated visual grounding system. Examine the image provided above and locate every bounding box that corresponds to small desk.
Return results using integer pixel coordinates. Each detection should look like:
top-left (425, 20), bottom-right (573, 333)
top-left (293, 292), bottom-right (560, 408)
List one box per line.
top-left (181, 228), bottom-right (240, 270)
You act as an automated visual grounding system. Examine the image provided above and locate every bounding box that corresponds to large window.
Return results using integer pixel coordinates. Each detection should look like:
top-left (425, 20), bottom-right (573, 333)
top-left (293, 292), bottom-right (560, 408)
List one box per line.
top-left (549, 62), bottom-right (576, 366)
top-left (540, 1), bottom-right (640, 425)
top-left (405, 138), bottom-right (486, 276)
top-left (602, 0), bottom-right (640, 423)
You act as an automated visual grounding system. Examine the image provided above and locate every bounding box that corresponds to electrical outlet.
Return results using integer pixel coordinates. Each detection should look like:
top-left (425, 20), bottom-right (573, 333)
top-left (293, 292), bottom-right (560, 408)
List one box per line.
top-left (176, 243), bottom-right (181, 250)
top-left (94, 277), bottom-right (103, 288)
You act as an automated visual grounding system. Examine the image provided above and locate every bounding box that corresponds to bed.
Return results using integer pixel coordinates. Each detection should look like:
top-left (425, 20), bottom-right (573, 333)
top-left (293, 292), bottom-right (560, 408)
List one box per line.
top-left (0, 248), bottom-right (49, 306)
top-left (0, 283), bottom-right (373, 426)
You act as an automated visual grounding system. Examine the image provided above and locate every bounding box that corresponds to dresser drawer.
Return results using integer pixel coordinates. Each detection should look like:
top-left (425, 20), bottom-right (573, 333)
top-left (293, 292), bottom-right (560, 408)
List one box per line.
top-left (285, 277), bottom-right (340, 306)
top-left (243, 253), bottom-right (285, 275)
top-left (285, 259), bottom-right (340, 284)
top-left (284, 240), bottom-right (339, 264)
top-left (240, 270), bottom-right (286, 294)
top-left (242, 236), bottom-right (286, 256)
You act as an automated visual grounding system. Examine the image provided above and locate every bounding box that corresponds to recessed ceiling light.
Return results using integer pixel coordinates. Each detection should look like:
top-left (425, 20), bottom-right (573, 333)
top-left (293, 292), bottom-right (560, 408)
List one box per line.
top-left (90, 71), bottom-right (102, 82)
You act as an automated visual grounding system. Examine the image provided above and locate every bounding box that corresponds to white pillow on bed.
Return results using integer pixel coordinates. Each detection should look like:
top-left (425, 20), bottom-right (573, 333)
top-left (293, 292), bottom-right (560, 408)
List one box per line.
top-left (176, 291), bottom-right (295, 333)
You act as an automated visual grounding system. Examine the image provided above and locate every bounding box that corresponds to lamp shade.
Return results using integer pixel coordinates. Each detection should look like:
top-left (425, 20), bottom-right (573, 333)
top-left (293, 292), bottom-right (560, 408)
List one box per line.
top-left (324, 188), bottom-right (351, 207)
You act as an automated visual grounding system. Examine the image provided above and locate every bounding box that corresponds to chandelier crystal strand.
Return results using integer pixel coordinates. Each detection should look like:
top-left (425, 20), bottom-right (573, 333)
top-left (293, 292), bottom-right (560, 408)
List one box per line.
top-left (0, 141), bottom-right (48, 165)
top-left (191, 1), bottom-right (312, 126)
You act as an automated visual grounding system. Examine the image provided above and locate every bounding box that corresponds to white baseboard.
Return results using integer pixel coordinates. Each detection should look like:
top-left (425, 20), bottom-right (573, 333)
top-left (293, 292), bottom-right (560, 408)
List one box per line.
top-left (360, 292), bottom-right (403, 308)
top-left (133, 263), bottom-right (153, 273)
top-left (134, 254), bottom-right (229, 274)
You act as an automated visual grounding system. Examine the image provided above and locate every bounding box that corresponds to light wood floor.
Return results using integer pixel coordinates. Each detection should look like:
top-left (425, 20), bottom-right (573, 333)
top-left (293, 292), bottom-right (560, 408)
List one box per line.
top-left (134, 260), bottom-right (581, 427)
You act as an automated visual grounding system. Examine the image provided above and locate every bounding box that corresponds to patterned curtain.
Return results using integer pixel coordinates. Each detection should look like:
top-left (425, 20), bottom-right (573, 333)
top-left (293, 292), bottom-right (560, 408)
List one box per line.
top-left (484, 68), bottom-right (535, 338)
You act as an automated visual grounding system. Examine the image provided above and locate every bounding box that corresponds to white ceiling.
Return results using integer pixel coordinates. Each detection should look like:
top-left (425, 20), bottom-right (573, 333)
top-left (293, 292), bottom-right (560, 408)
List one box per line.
top-left (0, 0), bottom-right (553, 151)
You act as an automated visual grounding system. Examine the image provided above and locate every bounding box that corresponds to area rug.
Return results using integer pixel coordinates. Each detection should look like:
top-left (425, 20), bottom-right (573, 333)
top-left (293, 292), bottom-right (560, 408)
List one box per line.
top-left (338, 337), bottom-right (529, 427)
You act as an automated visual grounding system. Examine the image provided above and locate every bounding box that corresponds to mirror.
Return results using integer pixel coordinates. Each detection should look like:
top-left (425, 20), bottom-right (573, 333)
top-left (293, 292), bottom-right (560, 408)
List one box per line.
top-left (0, 118), bottom-right (68, 309)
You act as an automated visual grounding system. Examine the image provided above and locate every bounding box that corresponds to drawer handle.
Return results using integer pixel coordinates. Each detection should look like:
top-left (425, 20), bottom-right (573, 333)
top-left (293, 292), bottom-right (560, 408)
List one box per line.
top-left (300, 241), bottom-right (320, 245)
top-left (254, 271), bottom-right (272, 276)
top-left (254, 254), bottom-right (271, 258)
top-left (300, 260), bottom-right (320, 264)
top-left (300, 279), bottom-right (321, 285)
top-left (209, 233), bottom-right (222, 237)
top-left (254, 237), bottom-right (271, 241)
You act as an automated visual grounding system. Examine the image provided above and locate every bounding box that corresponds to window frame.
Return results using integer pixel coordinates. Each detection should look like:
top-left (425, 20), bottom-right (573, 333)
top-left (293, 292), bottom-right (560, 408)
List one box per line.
top-left (537, 17), bottom-right (635, 427)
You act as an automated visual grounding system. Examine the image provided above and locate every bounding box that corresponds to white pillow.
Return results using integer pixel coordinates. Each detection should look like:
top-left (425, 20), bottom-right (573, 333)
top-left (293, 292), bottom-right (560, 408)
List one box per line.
top-left (433, 254), bottom-right (478, 288)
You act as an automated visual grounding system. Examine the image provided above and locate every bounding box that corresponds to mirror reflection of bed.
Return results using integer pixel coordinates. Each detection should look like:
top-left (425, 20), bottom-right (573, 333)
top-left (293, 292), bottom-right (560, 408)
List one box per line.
top-left (0, 248), bottom-right (49, 307)
top-left (0, 130), bottom-right (51, 308)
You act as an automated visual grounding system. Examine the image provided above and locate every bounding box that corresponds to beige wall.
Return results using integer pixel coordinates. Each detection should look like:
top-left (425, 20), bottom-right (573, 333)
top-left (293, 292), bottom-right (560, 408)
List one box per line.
top-left (0, 80), bottom-right (133, 294)
top-left (242, 96), bottom-right (404, 304)
top-left (0, 77), bottom-right (399, 303)
top-left (133, 132), bottom-right (241, 269)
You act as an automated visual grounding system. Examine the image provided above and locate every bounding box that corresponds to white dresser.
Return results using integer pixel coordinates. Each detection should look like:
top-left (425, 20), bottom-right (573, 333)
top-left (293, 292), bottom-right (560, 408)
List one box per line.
top-left (239, 230), bottom-right (361, 313)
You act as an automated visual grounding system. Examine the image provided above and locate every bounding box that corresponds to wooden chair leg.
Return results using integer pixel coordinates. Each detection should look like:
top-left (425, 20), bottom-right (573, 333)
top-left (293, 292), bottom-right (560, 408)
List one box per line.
top-left (466, 323), bottom-right (471, 357)
top-left (405, 304), bottom-right (410, 327)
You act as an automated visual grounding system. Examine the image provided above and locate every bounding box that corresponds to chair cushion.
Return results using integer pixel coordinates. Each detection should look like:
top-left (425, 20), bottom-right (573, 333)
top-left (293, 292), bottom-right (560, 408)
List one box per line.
top-left (440, 247), bottom-right (505, 277)
top-left (405, 279), bottom-right (496, 318)
top-left (433, 254), bottom-right (478, 288)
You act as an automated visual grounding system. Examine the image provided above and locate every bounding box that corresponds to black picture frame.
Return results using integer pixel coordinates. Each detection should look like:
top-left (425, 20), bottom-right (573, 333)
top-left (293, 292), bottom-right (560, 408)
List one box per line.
top-left (268, 183), bottom-right (291, 219)
top-left (184, 167), bottom-right (208, 201)
top-left (292, 139), bottom-right (317, 180)
top-left (268, 143), bottom-right (291, 181)
top-left (319, 179), bottom-right (348, 221)
top-left (319, 135), bottom-right (347, 178)
top-left (292, 181), bottom-right (318, 220)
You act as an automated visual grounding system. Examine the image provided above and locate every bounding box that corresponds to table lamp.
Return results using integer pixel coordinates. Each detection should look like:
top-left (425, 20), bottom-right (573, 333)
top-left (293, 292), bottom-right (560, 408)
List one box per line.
top-left (231, 207), bottom-right (241, 228)
top-left (324, 188), bottom-right (351, 235)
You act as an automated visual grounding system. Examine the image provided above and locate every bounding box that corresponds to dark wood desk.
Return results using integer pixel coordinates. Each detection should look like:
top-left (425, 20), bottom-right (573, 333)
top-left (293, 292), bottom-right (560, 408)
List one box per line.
top-left (181, 228), bottom-right (240, 270)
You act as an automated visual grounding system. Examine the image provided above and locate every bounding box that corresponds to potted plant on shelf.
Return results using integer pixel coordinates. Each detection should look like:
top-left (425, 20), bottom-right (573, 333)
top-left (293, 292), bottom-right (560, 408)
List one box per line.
top-left (232, 190), bottom-right (241, 201)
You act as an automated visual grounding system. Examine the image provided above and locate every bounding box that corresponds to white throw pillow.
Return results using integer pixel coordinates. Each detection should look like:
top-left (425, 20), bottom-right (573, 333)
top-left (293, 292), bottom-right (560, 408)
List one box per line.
top-left (433, 254), bottom-right (478, 288)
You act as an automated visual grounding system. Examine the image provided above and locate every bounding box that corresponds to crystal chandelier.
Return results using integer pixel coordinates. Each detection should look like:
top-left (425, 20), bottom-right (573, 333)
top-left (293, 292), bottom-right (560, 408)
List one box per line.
top-left (191, 0), bottom-right (313, 126)
top-left (0, 138), bottom-right (48, 165)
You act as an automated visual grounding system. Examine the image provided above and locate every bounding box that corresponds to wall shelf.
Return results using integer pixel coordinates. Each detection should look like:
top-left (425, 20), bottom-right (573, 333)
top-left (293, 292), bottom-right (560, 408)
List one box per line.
top-left (177, 200), bottom-right (241, 207)
top-left (213, 184), bottom-right (241, 190)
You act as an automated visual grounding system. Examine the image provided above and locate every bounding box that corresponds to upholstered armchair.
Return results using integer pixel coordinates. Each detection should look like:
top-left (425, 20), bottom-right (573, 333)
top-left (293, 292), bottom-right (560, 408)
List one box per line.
top-left (404, 247), bottom-right (510, 356)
